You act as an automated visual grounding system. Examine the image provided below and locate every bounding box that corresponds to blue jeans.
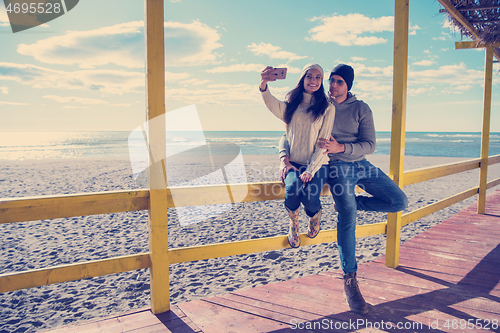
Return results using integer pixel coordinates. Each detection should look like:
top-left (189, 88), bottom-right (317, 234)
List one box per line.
top-left (327, 159), bottom-right (408, 274)
top-left (284, 162), bottom-right (328, 217)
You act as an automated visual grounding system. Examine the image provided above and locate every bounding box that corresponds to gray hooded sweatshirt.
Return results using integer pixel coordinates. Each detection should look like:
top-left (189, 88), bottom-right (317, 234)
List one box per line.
top-left (279, 93), bottom-right (376, 162)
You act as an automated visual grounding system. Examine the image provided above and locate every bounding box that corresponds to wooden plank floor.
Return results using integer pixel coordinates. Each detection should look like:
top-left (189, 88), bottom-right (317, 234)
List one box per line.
top-left (43, 190), bottom-right (500, 333)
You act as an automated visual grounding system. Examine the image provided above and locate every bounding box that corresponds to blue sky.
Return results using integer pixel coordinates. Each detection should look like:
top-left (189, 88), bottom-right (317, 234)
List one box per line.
top-left (1, 0), bottom-right (499, 132)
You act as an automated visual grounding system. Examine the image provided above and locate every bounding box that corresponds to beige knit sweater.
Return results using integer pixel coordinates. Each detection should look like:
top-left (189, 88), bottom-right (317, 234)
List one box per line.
top-left (261, 88), bottom-right (335, 176)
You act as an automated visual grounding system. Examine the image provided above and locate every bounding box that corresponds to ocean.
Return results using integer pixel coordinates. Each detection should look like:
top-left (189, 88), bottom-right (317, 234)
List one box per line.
top-left (0, 131), bottom-right (499, 160)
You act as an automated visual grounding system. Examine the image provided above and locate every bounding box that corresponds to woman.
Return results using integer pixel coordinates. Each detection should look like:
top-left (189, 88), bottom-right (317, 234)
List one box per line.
top-left (260, 63), bottom-right (335, 248)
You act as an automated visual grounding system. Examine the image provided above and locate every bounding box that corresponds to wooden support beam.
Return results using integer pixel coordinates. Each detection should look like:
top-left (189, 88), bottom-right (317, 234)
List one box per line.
top-left (439, 5), bottom-right (500, 13)
top-left (456, 41), bottom-right (500, 49)
top-left (478, 47), bottom-right (493, 214)
top-left (145, 0), bottom-right (170, 314)
top-left (386, 0), bottom-right (409, 269)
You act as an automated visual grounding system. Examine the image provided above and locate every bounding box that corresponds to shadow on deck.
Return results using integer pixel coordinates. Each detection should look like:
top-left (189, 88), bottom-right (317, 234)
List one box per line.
top-left (43, 190), bottom-right (500, 333)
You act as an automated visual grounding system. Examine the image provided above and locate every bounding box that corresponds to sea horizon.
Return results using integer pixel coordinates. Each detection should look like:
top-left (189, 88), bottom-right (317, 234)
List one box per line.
top-left (0, 131), bottom-right (499, 160)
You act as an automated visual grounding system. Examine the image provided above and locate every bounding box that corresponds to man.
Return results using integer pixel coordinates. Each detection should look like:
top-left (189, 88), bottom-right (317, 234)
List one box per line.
top-left (279, 64), bottom-right (408, 315)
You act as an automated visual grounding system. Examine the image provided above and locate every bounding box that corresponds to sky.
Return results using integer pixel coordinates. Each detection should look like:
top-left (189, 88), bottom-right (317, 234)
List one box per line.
top-left (1, 0), bottom-right (499, 133)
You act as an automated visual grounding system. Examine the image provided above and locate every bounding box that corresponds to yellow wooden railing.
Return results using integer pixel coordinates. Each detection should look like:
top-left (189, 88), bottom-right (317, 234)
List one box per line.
top-left (1, 0), bottom-right (499, 317)
top-left (1, 155), bottom-right (499, 293)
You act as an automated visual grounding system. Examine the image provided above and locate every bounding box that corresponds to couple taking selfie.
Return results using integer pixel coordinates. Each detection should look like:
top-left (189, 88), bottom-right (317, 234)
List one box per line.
top-left (259, 63), bottom-right (408, 315)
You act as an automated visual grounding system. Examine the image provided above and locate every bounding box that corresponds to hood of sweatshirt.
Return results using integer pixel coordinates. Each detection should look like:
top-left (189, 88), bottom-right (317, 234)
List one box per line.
top-left (329, 92), bottom-right (357, 108)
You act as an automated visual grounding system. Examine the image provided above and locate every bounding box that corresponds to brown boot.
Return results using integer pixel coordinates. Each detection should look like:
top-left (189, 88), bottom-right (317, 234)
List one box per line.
top-left (285, 206), bottom-right (300, 248)
top-left (343, 272), bottom-right (368, 314)
top-left (306, 208), bottom-right (321, 238)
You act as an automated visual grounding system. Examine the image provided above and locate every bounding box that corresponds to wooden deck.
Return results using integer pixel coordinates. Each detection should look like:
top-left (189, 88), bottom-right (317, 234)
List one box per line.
top-left (43, 190), bottom-right (500, 332)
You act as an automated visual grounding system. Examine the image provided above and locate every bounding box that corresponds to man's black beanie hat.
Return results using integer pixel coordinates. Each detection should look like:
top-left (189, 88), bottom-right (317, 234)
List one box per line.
top-left (329, 64), bottom-right (354, 91)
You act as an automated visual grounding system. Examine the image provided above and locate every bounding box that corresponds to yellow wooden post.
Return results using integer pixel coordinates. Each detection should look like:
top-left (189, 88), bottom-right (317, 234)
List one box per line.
top-left (478, 46), bottom-right (493, 214)
top-left (386, 0), bottom-right (409, 269)
top-left (145, 0), bottom-right (170, 313)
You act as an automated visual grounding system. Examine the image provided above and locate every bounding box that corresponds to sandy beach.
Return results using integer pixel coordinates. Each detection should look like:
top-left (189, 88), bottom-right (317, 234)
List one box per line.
top-left (1, 154), bottom-right (499, 333)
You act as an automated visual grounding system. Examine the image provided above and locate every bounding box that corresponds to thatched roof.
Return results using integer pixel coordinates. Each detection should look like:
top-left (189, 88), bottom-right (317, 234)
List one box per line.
top-left (439, 0), bottom-right (500, 45)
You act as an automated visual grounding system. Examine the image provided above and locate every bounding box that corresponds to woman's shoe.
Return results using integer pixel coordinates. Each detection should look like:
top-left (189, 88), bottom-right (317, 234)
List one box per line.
top-left (307, 208), bottom-right (321, 238)
top-left (285, 206), bottom-right (300, 248)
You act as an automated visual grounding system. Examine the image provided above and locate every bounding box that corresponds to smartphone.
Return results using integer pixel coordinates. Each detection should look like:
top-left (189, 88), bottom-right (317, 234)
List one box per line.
top-left (269, 67), bottom-right (287, 80)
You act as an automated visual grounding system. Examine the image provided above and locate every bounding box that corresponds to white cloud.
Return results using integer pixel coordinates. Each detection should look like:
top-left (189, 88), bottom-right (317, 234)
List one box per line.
top-left (442, 19), bottom-right (456, 33)
top-left (0, 6), bottom-right (7, 21)
top-left (0, 5), bottom-right (10, 27)
top-left (354, 79), bottom-right (392, 100)
top-left (0, 101), bottom-right (29, 105)
top-left (0, 62), bottom-right (199, 95)
top-left (43, 95), bottom-right (109, 105)
top-left (111, 103), bottom-right (134, 107)
top-left (328, 62), bottom-right (487, 100)
top-left (286, 66), bottom-right (302, 74)
top-left (0, 86), bottom-right (8, 94)
top-left (433, 31), bottom-right (451, 41)
top-left (165, 20), bottom-right (223, 67)
top-left (206, 63), bottom-right (302, 75)
top-left (413, 60), bottom-right (435, 66)
top-left (409, 63), bottom-right (483, 87)
top-left (454, 84), bottom-right (473, 91)
top-left (62, 105), bottom-right (90, 109)
top-left (407, 87), bottom-right (430, 96)
top-left (165, 83), bottom-right (290, 105)
top-left (410, 24), bottom-right (421, 32)
top-left (17, 21), bottom-right (145, 69)
top-left (440, 88), bottom-right (465, 94)
top-left (207, 63), bottom-right (265, 73)
top-left (351, 57), bottom-right (366, 62)
top-left (308, 14), bottom-right (393, 46)
top-left (165, 71), bottom-right (192, 81)
top-left (179, 78), bottom-right (211, 86)
top-left (16, 20), bottom-right (223, 68)
top-left (351, 63), bottom-right (393, 78)
top-left (347, 63), bottom-right (394, 100)
top-left (247, 42), bottom-right (307, 62)
top-left (44, 95), bottom-right (133, 108)
top-left (0, 62), bottom-right (144, 95)
top-left (409, 24), bottom-right (420, 35)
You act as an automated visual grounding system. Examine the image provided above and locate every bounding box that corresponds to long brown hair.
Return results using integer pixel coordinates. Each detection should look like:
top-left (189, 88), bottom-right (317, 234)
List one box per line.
top-left (283, 74), bottom-right (328, 125)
